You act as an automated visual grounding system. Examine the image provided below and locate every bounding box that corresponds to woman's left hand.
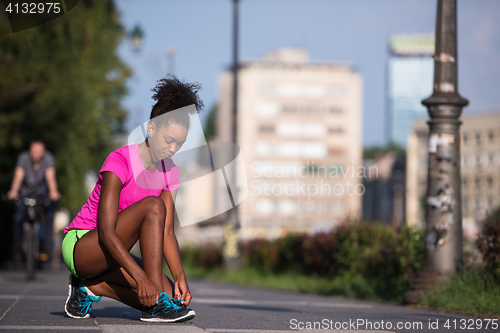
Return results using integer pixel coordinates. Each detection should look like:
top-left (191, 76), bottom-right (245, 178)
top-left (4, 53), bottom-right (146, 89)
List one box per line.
top-left (174, 276), bottom-right (192, 306)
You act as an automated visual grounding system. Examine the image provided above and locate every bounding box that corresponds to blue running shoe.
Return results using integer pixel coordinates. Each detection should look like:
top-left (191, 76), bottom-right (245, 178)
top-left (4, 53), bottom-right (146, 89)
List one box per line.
top-left (140, 292), bottom-right (195, 323)
top-left (65, 274), bottom-right (101, 318)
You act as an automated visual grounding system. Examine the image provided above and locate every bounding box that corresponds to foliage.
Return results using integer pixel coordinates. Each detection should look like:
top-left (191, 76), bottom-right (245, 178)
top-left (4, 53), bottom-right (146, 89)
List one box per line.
top-left (476, 207), bottom-right (500, 278)
top-left (0, 0), bottom-right (131, 213)
top-left (183, 264), bottom-right (405, 302)
top-left (203, 103), bottom-right (217, 142)
top-left (421, 269), bottom-right (500, 317)
top-left (363, 143), bottom-right (405, 160)
top-left (239, 222), bottom-right (425, 300)
top-left (180, 243), bottom-right (223, 270)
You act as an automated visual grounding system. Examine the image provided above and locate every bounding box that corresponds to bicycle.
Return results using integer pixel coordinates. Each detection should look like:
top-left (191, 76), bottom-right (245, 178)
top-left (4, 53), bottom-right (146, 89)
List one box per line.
top-left (17, 196), bottom-right (51, 280)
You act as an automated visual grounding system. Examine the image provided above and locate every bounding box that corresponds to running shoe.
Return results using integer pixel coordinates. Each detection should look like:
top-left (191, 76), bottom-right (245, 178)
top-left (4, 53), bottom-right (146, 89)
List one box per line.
top-left (65, 274), bottom-right (102, 318)
top-left (140, 292), bottom-right (196, 323)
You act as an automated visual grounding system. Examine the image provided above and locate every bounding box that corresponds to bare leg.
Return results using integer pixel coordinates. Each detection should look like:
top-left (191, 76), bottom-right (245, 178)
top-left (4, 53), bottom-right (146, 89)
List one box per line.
top-left (84, 255), bottom-right (175, 310)
top-left (73, 196), bottom-right (171, 307)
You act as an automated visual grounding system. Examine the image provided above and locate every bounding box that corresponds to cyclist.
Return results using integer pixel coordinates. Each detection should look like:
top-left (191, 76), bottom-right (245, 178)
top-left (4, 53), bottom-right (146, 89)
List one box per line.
top-left (7, 140), bottom-right (60, 267)
top-left (62, 76), bottom-right (202, 322)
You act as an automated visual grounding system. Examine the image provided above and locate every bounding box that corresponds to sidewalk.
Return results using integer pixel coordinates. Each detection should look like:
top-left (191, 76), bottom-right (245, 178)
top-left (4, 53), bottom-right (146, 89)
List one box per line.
top-left (0, 267), bottom-right (203, 333)
top-left (0, 266), bottom-right (484, 333)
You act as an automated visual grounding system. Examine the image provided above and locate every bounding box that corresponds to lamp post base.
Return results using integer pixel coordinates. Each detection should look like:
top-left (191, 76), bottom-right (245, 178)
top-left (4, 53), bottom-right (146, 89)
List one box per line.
top-left (404, 267), bottom-right (452, 304)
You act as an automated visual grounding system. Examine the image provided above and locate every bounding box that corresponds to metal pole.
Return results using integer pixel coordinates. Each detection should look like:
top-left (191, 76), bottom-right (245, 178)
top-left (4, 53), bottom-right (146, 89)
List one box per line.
top-left (405, 0), bottom-right (468, 304)
top-left (223, 0), bottom-right (240, 270)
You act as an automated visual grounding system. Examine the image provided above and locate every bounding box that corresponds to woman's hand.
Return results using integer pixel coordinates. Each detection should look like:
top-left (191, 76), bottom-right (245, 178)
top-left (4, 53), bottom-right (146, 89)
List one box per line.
top-left (174, 276), bottom-right (192, 306)
top-left (136, 275), bottom-right (159, 307)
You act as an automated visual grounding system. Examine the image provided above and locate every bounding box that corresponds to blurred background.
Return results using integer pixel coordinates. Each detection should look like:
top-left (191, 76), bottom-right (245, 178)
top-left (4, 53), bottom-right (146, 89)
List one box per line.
top-left (0, 0), bottom-right (499, 310)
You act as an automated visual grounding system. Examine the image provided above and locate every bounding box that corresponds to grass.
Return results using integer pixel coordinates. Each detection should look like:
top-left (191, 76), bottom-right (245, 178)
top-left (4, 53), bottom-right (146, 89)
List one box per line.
top-left (179, 264), bottom-right (500, 316)
top-left (420, 270), bottom-right (500, 317)
top-left (180, 263), bottom-right (406, 303)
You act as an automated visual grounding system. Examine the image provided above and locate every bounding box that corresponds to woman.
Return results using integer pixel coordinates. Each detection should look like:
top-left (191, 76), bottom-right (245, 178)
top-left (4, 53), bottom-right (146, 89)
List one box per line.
top-left (61, 76), bottom-right (203, 323)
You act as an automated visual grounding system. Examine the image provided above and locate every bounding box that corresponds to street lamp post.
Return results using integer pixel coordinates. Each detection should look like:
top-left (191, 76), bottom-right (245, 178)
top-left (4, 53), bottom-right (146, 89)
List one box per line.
top-left (222, 0), bottom-right (241, 270)
top-left (130, 25), bottom-right (144, 52)
top-left (404, 0), bottom-right (468, 304)
top-left (167, 47), bottom-right (176, 76)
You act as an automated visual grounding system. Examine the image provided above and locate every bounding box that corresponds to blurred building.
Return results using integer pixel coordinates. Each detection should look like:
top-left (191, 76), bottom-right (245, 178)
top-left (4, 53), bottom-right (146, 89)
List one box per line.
top-left (406, 111), bottom-right (500, 238)
top-left (215, 48), bottom-right (363, 240)
top-left (387, 34), bottom-right (434, 147)
top-left (363, 152), bottom-right (406, 225)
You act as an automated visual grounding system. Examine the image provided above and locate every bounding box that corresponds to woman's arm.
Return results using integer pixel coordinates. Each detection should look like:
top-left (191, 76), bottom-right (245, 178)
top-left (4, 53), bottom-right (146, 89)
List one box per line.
top-left (98, 172), bottom-right (154, 297)
top-left (160, 189), bottom-right (192, 305)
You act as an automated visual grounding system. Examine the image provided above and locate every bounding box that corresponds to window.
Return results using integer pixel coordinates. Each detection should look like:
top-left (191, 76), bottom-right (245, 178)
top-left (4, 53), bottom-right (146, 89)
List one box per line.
top-left (258, 124), bottom-right (275, 133)
top-left (328, 107), bottom-right (343, 115)
top-left (255, 102), bottom-right (279, 117)
top-left (488, 153), bottom-right (494, 165)
top-left (488, 197), bottom-right (493, 209)
top-left (328, 146), bottom-right (346, 156)
top-left (463, 133), bottom-right (468, 144)
top-left (305, 106), bottom-right (321, 115)
top-left (278, 200), bottom-right (298, 215)
top-left (260, 84), bottom-right (275, 95)
top-left (476, 155), bottom-right (481, 168)
top-left (282, 105), bottom-right (299, 114)
top-left (463, 197), bottom-right (468, 209)
top-left (462, 177), bottom-right (467, 187)
top-left (255, 199), bottom-right (275, 215)
top-left (487, 176), bottom-right (493, 188)
top-left (475, 132), bottom-right (481, 145)
top-left (488, 130), bottom-right (494, 143)
top-left (328, 127), bottom-right (344, 134)
top-left (475, 177), bottom-right (480, 189)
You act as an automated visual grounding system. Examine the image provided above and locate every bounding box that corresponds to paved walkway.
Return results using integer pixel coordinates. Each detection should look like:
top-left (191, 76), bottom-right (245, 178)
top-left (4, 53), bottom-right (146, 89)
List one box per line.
top-left (0, 267), bottom-right (493, 333)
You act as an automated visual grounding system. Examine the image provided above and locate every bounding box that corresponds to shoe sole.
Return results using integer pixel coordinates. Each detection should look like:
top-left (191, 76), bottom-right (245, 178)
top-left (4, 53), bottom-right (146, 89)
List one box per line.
top-left (65, 274), bottom-right (90, 319)
top-left (140, 309), bottom-right (196, 323)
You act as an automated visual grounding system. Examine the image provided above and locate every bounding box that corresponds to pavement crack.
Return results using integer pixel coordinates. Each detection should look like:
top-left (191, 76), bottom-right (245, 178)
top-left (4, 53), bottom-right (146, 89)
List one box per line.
top-left (0, 284), bottom-right (32, 322)
top-left (93, 318), bottom-right (105, 332)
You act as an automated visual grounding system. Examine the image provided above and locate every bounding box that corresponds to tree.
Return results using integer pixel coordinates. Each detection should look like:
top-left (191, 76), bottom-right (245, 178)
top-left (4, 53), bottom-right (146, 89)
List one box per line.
top-left (0, 1), bottom-right (130, 212)
top-left (203, 103), bottom-right (217, 142)
top-left (363, 143), bottom-right (405, 160)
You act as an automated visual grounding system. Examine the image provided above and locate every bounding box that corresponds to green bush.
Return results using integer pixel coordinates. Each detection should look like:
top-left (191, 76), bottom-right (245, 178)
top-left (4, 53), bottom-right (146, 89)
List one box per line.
top-left (240, 222), bottom-right (425, 297)
top-left (180, 243), bottom-right (223, 270)
top-left (476, 208), bottom-right (500, 278)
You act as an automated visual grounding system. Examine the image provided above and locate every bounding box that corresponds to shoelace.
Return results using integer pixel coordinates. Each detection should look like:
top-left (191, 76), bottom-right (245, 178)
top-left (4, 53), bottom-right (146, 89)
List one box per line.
top-left (77, 287), bottom-right (101, 316)
top-left (157, 292), bottom-right (185, 312)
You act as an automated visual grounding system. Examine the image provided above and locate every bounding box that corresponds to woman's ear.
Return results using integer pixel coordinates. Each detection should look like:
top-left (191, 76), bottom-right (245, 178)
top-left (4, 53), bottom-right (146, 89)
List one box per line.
top-left (147, 122), bottom-right (156, 138)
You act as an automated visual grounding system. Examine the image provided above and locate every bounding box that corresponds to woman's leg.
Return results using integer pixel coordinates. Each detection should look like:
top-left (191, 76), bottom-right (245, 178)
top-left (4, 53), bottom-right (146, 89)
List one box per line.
top-left (73, 196), bottom-right (171, 307)
top-left (84, 255), bottom-right (175, 311)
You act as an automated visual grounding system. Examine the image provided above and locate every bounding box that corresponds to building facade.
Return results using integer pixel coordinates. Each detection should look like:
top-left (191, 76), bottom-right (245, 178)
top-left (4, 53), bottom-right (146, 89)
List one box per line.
top-left (387, 34), bottom-right (434, 148)
top-left (406, 111), bottom-right (500, 237)
top-left (215, 48), bottom-right (363, 240)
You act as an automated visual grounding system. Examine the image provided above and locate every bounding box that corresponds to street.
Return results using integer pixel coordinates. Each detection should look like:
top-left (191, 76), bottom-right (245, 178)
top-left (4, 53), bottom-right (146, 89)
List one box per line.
top-left (0, 268), bottom-right (495, 333)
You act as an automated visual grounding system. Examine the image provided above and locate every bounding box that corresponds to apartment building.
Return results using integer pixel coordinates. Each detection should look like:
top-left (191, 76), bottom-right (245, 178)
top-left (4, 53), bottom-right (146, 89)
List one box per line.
top-left (215, 48), bottom-right (363, 240)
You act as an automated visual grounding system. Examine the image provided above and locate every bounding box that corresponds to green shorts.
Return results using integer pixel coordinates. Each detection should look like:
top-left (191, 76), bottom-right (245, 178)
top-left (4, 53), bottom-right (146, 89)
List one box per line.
top-left (62, 229), bottom-right (90, 279)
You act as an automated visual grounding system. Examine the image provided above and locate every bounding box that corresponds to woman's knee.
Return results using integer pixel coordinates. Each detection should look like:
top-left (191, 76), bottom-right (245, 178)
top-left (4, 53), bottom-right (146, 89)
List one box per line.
top-left (141, 196), bottom-right (166, 222)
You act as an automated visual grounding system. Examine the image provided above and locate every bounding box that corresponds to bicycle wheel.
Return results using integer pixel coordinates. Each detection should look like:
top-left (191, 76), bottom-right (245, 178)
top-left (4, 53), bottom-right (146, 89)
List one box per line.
top-left (26, 223), bottom-right (36, 281)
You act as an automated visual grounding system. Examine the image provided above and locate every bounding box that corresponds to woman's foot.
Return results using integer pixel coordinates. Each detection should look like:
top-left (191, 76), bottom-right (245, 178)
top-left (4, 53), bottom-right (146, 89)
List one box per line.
top-left (140, 292), bottom-right (195, 323)
top-left (65, 274), bottom-right (102, 318)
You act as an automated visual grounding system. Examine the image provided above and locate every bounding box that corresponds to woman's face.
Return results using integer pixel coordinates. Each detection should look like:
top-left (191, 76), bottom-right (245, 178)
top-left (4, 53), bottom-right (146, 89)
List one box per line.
top-left (147, 121), bottom-right (188, 161)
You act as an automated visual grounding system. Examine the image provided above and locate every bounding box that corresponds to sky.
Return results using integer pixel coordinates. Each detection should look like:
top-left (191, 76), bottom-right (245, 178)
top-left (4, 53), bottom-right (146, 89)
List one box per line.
top-left (115, 0), bottom-right (500, 147)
